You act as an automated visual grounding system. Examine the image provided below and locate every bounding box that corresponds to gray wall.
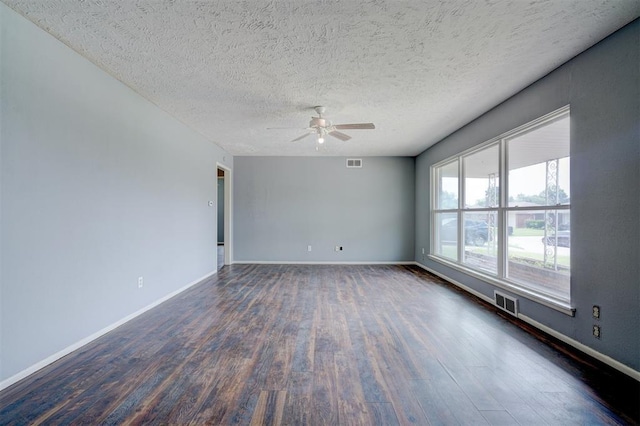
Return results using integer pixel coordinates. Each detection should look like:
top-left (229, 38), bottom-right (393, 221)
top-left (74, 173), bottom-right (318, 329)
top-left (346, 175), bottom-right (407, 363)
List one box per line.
top-left (234, 157), bottom-right (415, 262)
top-left (0, 4), bottom-right (232, 382)
top-left (415, 20), bottom-right (639, 371)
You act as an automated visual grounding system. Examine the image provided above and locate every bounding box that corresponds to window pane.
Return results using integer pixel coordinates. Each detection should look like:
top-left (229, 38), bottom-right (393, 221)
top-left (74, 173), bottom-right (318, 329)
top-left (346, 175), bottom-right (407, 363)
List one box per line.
top-left (464, 144), bottom-right (499, 208)
top-left (434, 212), bottom-right (458, 261)
top-left (508, 115), bottom-right (570, 207)
top-left (507, 209), bottom-right (570, 301)
top-left (462, 211), bottom-right (497, 275)
top-left (436, 160), bottom-right (458, 209)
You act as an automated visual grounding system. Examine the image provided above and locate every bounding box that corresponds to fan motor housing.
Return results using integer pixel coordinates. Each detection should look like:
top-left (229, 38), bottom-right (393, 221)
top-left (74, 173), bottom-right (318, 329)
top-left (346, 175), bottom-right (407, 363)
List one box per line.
top-left (310, 117), bottom-right (327, 128)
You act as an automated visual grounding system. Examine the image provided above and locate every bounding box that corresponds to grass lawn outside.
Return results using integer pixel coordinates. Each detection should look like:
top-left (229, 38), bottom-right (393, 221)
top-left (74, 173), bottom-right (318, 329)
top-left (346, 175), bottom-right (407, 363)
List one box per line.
top-left (508, 251), bottom-right (571, 268)
top-left (435, 230), bottom-right (570, 269)
top-left (465, 246), bottom-right (570, 268)
top-left (445, 245), bottom-right (570, 269)
top-left (510, 227), bottom-right (545, 237)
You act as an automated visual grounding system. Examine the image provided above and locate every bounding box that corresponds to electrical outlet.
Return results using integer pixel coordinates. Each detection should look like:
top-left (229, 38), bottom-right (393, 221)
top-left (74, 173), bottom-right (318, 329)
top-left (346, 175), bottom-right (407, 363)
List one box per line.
top-left (421, 248), bottom-right (425, 254)
top-left (138, 276), bottom-right (143, 288)
top-left (593, 324), bottom-right (601, 339)
top-left (592, 305), bottom-right (600, 319)
top-left (307, 245), bottom-right (312, 252)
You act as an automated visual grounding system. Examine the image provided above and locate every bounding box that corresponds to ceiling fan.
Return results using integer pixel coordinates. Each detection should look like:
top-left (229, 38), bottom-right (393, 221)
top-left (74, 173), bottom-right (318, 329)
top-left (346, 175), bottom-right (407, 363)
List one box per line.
top-left (270, 106), bottom-right (375, 144)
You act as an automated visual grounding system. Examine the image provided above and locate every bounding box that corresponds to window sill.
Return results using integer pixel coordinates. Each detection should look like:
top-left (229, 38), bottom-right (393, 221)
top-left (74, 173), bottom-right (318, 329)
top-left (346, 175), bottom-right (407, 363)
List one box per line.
top-left (427, 254), bottom-right (575, 317)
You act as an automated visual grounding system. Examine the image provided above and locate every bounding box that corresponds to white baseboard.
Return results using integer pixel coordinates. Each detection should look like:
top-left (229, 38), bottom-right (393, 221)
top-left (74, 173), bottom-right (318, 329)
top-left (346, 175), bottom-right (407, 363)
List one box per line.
top-left (0, 270), bottom-right (217, 392)
top-left (232, 260), bottom-right (416, 265)
top-left (518, 314), bottom-right (640, 382)
top-left (413, 261), bottom-right (640, 382)
top-left (414, 262), bottom-right (494, 304)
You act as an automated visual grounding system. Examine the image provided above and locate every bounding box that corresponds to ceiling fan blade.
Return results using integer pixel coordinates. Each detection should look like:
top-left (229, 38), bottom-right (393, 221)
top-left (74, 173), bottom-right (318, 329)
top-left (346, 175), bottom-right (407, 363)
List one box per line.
top-left (334, 123), bottom-right (375, 130)
top-left (328, 130), bottom-right (351, 141)
top-left (291, 132), bottom-right (313, 142)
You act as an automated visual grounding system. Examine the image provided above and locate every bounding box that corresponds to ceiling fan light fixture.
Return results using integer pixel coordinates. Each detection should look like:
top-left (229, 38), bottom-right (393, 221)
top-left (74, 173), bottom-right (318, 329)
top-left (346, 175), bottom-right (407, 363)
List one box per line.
top-left (278, 106), bottom-right (375, 145)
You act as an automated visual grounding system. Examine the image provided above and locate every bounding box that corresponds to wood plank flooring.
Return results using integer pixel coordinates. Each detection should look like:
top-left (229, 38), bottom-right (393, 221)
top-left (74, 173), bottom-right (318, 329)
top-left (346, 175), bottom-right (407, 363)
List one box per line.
top-left (1, 264), bottom-right (638, 425)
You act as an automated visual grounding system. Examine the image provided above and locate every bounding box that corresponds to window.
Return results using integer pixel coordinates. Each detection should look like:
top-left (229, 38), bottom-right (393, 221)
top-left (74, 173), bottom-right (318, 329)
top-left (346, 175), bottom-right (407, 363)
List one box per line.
top-left (431, 107), bottom-right (570, 306)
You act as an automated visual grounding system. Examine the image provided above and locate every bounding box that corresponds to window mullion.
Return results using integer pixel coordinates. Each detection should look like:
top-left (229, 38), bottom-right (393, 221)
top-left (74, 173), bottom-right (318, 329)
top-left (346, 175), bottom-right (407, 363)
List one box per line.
top-left (458, 158), bottom-right (464, 262)
top-left (499, 138), bottom-right (507, 279)
top-left (430, 166), bottom-right (435, 255)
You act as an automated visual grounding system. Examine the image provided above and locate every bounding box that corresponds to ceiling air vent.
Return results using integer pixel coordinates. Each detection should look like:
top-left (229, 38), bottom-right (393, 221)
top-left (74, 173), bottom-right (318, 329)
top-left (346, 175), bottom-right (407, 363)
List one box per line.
top-left (346, 158), bottom-right (362, 168)
top-left (494, 291), bottom-right (518, 317)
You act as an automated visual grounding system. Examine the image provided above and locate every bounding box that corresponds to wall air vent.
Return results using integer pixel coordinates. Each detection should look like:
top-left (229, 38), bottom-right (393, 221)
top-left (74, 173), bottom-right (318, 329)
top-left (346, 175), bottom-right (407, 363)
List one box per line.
top-left (494, 291), bottom-right (518, 316)
top-left (346, 158), bottom-right (362, 168)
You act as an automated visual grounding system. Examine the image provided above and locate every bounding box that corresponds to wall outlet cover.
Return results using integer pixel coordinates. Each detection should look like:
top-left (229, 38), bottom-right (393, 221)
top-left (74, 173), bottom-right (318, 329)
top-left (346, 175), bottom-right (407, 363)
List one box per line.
top-left (593, 324), bottom-right (601, 339)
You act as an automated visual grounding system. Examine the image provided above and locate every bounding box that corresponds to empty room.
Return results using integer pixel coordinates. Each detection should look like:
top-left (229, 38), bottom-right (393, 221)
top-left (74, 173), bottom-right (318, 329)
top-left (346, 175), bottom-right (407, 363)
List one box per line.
top-left (1, 1), bottom-right (639, 425)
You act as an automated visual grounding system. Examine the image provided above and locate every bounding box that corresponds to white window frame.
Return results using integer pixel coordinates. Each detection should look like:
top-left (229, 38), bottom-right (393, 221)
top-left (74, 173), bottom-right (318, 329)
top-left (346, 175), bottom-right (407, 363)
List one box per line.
top-left (430, 106), bottom-right (573, 315)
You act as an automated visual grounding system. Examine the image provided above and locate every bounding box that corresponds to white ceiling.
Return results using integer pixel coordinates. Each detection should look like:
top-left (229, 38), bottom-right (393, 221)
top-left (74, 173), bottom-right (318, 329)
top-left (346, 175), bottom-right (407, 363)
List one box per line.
top-left (3, 1), bottom-right (639, 157)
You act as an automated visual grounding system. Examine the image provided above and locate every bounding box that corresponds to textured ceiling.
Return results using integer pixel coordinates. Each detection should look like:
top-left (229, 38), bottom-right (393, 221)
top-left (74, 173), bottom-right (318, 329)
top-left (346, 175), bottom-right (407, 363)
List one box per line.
top-left (3, 1), bottom-right (639, 156)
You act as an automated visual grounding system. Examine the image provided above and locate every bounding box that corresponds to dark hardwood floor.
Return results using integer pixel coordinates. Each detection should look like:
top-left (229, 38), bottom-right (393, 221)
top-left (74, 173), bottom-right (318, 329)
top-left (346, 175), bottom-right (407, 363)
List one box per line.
top-left (1, 265), bottom-right (637, 425)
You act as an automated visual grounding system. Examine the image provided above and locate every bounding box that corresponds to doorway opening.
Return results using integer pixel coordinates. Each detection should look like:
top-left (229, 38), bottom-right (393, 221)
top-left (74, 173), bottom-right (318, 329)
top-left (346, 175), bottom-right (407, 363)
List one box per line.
top-left (217, 165), bottom-right (231, 269)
